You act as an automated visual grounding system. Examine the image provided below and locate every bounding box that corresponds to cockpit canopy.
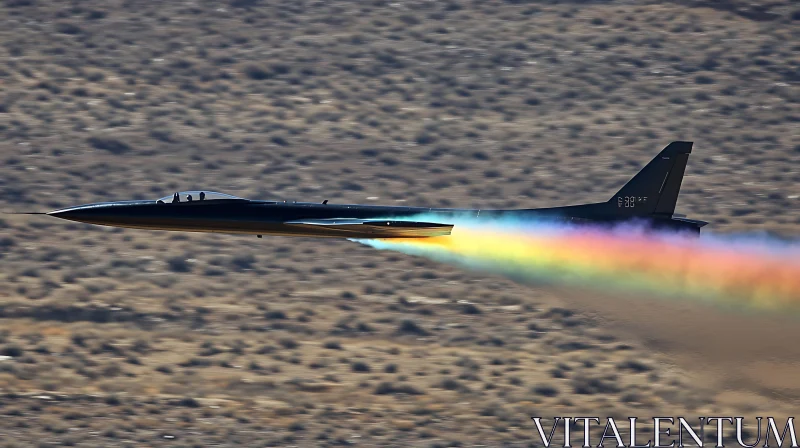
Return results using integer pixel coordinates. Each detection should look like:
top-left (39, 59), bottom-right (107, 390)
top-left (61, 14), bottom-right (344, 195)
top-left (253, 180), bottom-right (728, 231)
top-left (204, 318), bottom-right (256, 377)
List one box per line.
top-left (156, 191), bottom-right (242, 204)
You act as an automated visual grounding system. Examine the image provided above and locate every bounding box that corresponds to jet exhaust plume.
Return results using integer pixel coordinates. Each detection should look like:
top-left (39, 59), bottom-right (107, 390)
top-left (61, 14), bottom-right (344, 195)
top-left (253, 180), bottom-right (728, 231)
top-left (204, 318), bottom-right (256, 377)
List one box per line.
top-left (352, 214), bottom-right (800, 313)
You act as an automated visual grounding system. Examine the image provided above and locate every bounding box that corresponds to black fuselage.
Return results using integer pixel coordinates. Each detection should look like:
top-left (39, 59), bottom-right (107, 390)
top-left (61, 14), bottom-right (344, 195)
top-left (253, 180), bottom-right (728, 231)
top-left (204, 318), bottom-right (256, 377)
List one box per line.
top-left (47, 198), bottom-right (703, 238)
top-left (44, 142), bottom-right (709, 238)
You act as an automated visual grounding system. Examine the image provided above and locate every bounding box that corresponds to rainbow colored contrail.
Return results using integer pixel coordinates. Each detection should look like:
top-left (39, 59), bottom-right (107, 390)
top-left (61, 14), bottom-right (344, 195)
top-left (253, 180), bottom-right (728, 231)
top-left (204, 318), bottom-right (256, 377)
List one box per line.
top-left (354, 216), bottom-right (800, 312)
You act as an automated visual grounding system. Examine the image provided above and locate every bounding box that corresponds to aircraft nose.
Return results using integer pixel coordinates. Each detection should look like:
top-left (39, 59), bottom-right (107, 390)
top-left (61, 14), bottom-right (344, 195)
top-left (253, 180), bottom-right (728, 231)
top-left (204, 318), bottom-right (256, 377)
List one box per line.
top-left (47, 202), bottom-right (142, 226)
top-left (48, 205), bottom-right (107, 223)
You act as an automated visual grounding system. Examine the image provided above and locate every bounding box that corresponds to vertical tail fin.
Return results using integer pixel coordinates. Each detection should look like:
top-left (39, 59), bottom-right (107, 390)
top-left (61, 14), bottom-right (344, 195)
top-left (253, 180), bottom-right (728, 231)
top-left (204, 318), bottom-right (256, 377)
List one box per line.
top-left (610, 141), bottom-right (692, 217)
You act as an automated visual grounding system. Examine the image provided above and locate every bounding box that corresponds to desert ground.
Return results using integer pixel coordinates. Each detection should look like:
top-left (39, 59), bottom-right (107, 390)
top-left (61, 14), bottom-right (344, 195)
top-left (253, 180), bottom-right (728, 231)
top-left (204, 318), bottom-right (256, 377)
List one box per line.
top-left (0, 0), bottom-right (799, 446)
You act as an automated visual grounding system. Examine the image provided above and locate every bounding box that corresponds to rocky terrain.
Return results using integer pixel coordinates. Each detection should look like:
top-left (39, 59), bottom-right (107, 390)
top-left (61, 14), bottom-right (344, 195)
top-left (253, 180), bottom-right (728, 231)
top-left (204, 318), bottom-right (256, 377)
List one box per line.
top-left (0, 0), bottom-right (798, 446)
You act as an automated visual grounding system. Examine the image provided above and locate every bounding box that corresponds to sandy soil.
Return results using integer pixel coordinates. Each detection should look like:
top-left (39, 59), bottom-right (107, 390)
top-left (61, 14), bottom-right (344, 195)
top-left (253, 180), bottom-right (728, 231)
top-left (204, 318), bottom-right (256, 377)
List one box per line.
top-left (0, 0), bottom-right (798, 446)
top-left (555, 287), bottom-right (800, 404)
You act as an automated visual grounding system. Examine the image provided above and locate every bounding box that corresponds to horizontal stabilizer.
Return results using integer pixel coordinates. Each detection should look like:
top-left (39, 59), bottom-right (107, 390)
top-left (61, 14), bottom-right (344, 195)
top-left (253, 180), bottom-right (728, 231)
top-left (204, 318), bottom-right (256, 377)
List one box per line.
top-left (672, 217), bottom-right (708, 228)
top-left (285, 219), bottom-right (453, 238)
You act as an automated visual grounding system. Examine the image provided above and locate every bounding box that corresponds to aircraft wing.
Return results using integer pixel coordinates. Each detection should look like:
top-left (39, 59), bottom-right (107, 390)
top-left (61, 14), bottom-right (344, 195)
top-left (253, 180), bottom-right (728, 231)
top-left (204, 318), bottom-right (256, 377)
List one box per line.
top-left (284, 219), bottom-right (453, 238)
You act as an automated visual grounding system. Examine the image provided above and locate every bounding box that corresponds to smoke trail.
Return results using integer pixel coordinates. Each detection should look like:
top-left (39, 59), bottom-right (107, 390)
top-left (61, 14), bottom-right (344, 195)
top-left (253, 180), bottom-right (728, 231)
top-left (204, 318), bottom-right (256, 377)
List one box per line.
top-left (352, 215), bottom-right (800, 313)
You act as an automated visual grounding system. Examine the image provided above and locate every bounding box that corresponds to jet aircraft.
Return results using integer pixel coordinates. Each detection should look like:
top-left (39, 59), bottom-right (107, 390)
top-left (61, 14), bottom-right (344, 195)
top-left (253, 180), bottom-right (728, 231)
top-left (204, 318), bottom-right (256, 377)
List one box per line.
top-left (42, 141), bottom-right (707, 239)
